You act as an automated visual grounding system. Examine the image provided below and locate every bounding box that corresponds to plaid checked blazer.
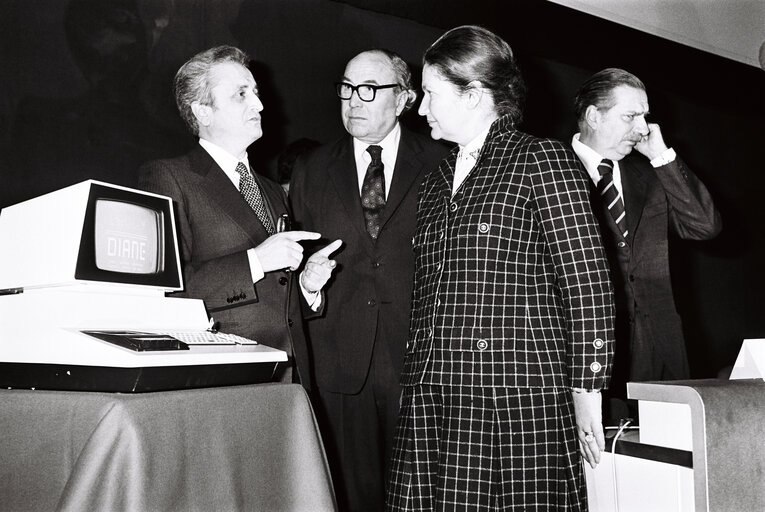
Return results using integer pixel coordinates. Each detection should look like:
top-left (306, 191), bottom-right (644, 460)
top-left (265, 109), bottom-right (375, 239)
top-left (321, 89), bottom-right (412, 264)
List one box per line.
top-left (400, 115), bottom-right (615, 390)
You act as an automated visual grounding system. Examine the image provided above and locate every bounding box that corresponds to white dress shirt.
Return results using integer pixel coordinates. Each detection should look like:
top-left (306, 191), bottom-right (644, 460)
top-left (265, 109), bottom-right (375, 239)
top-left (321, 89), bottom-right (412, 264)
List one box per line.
top-left (353, 122), bottom-right (401, 196)
top-left (454, 126), bottom-right (490, 196)
top-left (571, 133), bottom-right (626, 196)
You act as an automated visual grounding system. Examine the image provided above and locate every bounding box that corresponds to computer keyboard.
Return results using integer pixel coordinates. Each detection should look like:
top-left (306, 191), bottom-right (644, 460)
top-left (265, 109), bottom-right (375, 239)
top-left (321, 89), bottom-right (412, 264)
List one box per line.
top-left (155, 331), bottom-right (259, 345)
top-left (80, 329), bottom-right (259, 352)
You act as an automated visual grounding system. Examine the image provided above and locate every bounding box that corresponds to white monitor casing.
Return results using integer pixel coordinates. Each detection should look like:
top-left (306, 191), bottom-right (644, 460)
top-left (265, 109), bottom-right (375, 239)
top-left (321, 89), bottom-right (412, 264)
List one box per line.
top-left (0, 180), bottom-right (286, 391)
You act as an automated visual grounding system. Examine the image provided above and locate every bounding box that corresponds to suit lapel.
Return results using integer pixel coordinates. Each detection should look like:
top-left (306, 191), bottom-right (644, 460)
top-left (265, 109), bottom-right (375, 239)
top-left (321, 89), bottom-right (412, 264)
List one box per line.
top-left (378, 129), bottom-right (422, 232)
top-left (328, 138), bottom-right (372, 244)
top-left (189, 147), bottom-right (269, 245)
top-left (619, 157), bottom-right (648, 244)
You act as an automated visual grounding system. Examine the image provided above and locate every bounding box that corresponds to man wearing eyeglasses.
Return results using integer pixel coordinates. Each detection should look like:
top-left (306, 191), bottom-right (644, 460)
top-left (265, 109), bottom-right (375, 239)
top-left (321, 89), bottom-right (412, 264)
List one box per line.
top-left (290, 49), bottom-right (448, 512)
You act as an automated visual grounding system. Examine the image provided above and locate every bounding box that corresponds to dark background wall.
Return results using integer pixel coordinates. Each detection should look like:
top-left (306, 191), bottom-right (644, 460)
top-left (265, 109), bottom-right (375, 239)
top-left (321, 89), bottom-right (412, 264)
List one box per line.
top-left (2, 0), bottom-right (763, 378)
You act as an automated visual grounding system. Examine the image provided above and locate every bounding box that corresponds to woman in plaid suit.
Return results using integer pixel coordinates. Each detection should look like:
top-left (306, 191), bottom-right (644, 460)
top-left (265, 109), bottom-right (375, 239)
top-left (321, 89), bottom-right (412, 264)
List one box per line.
top-left (386, 26), bottom-right (615, 511)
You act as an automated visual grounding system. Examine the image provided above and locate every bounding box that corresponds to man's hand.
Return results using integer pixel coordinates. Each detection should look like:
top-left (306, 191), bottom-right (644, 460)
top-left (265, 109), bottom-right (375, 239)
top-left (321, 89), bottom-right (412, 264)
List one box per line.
top-left (252, 231), bottom-right (321, 273)
top-left (571, 390), bottom-right (605, 469)
top-left (634, 122), bottom-right (669, 161)
top-left (300, 239), bottom-right (343, 293)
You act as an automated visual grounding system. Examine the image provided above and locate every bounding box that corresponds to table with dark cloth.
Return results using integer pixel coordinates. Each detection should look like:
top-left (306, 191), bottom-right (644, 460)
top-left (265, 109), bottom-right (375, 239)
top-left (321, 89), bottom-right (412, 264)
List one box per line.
top-left (0, 383), bottom-right (336, 512)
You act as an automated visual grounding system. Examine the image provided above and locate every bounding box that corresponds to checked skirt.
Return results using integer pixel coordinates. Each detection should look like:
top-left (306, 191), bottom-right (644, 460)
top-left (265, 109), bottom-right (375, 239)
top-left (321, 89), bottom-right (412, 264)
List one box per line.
top-left (385, 385), bottom-right (587, 511)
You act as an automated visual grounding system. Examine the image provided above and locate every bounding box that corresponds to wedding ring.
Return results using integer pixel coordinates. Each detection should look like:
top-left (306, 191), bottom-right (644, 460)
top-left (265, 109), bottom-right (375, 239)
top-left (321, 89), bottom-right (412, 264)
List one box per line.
top-left (584, 432), bottom-right (595, 442)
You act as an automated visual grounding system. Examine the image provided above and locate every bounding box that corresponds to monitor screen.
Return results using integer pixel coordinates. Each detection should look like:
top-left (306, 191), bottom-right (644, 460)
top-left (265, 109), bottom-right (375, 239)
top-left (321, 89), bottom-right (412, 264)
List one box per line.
top-left (94, 199), bottom-right (162, 274)
top-left (0, 180), bottom-right (182, 292)
top-left (74, 182), bottom-right (182, 290)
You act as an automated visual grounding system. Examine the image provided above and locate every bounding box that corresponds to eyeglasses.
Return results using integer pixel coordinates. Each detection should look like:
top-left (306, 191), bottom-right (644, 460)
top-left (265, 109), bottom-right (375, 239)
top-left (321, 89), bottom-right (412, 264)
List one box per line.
top-left (335, 82), bottom-right (399, 102)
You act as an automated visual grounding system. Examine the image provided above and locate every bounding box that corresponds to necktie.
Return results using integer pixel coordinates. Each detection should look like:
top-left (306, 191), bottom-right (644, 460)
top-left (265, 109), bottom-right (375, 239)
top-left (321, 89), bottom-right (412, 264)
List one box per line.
top-left (597, 158), bottom-right (628, 239)
top-left (235, 162), bottom-right (275, 234)
top-left (361, 145), bottom-right (386, 239)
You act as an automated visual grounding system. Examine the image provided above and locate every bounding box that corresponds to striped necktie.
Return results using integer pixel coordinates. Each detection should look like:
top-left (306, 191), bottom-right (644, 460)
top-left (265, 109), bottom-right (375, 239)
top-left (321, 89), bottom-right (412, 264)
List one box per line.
top-left (597, 158), bottom-right (628, 239)
top-left (235, 162), bottom-right (275, 234)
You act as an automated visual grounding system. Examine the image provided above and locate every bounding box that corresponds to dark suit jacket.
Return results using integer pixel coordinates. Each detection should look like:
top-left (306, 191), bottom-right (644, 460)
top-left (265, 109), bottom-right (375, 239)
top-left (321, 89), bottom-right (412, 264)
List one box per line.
top-left (289, 127), bottom-right (448, 394)
top-left (138, 145), bottom-right (311, 387)
top-left (588, 152), bottom-right (721, 385)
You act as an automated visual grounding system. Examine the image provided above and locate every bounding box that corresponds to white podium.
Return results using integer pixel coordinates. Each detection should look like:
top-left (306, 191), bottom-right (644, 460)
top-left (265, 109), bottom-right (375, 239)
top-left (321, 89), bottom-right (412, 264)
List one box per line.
top-left (585, 378), bottom-right (765, 512)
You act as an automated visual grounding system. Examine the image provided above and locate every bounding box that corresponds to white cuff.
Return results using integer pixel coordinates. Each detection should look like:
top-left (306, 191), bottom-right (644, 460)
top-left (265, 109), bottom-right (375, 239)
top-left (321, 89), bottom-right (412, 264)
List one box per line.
top-left (571, 388), bottom-right (601, 394)
top-left (246, 248), bottom-right (265, 284)
top-left (650, 147), bottom-right (676, 168)
top-left (299, 272), bottom-right (322, 311)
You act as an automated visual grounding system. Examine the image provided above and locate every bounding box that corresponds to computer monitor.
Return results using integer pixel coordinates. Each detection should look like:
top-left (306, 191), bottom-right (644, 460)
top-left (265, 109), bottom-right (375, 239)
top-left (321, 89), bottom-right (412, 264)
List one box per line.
top-left (0, 180), bottom-right (288, 392)
top-left (0, 180), bottom-right (182, 293)
top-left (0, 180), bottom-right (287, 393)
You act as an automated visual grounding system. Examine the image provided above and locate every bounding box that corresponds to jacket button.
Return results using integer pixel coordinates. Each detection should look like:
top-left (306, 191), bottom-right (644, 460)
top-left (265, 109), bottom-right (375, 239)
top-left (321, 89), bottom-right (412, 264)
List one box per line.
top-left (593, 338), bottom-right (604, 349)
top-left (372, 261), bottom-right (380, 268)
top-left (590, 362), bottom-right (602, 373)
top-left (449, 202), bottom-right (458, 212)
top-left (368, 299), bottom-right (376, 307)
top-left (476, 339), bottom-right (488, 350)
top-left (478, 223), bottom-right (489, 233)
top-left (617, 241), bottom-right (627, 248)
top-left (279, 277), bottom-right (288, 285)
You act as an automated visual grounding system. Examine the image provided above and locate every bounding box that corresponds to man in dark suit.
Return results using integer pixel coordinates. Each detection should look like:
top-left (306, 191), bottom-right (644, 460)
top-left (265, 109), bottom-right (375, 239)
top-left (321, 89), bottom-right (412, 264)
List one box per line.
top-left (289, 49), bottom-right (448, 511)
top-left (139, 45), bottom-right (340, 387)
top-left (572, 68), bottom-right (722, 422)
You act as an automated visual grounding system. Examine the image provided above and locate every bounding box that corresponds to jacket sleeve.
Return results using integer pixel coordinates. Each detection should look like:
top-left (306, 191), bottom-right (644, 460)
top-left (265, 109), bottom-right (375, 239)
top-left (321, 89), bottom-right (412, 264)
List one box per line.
top-left (655, 156), bottom-right (722, 240)
top-left (528, 139), bottom-right (615, 390)
top-left (288, 154), bottom-right (326, 319)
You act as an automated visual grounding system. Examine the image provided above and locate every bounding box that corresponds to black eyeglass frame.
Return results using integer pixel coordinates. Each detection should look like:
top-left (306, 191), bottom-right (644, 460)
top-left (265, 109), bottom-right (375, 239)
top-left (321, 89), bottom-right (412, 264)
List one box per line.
top-left (335, 82), bottom-right (400, 102)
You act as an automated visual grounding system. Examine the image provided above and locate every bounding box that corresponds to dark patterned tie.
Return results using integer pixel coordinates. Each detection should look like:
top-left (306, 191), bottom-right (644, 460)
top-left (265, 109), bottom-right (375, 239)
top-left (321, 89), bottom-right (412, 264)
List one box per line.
top-left (235, 162), bottom-right (275, 234)
top-left (361, 145), bottom-right (386, 239)
top-left (597, 158), bottom-right (628, 239)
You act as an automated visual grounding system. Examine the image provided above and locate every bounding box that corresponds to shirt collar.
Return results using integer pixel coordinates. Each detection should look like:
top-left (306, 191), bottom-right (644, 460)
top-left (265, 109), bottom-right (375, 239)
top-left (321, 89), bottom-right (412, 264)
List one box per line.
top-left (352, 122), bottom-right (401, 166)
top-left (199, 138), bottom-right (250, 174)
top-left (459, 126), bottom-right (491, 161)
top-left (572, 133), bottom-right (609, 185)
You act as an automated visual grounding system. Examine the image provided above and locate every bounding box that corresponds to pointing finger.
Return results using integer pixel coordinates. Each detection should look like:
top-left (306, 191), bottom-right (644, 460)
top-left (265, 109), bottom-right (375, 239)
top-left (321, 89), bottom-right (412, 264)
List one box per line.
top-left (314, 239), bottom-right (343, 258)
top-left (279, 230), bottom-right (322, 241)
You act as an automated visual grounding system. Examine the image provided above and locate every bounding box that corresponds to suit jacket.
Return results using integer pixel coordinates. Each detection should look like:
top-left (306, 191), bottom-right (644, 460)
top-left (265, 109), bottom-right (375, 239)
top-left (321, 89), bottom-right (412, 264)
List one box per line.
top-left (400, 115), bottom-right (615, 390)
top-left (587, 153), bottom-right (721, 383)
top-left (289, 127), bottom-right (448, 394)
top-left (138, 145), bottom-right (311, 387)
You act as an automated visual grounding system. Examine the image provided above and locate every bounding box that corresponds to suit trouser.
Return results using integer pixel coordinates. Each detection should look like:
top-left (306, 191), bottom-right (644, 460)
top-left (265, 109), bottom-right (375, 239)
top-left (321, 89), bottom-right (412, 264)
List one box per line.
top-left (313, 332), bottom-right (402, 512)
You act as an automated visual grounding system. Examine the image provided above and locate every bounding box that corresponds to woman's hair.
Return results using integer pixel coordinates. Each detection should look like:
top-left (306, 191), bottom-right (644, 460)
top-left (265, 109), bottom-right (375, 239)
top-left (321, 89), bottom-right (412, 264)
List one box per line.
top-left (423, 25), bottom-right (525, 126)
